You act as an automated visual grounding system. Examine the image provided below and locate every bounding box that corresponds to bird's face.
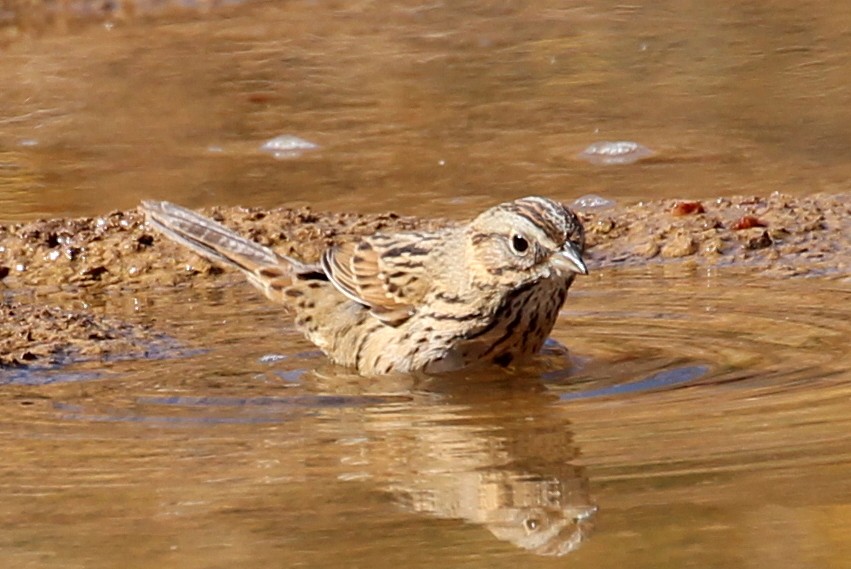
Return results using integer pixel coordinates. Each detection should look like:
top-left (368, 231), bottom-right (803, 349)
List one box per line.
top-left (466, 196), bottom-right (588, 285)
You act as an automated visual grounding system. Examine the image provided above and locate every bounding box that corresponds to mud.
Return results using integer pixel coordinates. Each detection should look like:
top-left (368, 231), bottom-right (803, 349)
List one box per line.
top-left (0, 298), bottom-right (160, 368)
top-left (580, 192), bottom-right (850, 278)
top-left (1, 192), bottom-right (849, 368)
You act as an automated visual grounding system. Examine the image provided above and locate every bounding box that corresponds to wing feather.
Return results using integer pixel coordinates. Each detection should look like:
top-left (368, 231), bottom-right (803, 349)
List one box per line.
top-left (321, 232), bottom-right (437, 325)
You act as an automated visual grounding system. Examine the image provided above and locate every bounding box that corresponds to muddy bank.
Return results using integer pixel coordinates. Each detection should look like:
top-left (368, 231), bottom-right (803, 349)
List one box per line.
top-left (0, 298), bottom-right (163, 369)
top-left (1, 191), bottom-right (848, 289)
top-left (1, 192), bottom-right (849, 368)
top-left (581, 192), bottom-right (850, 278)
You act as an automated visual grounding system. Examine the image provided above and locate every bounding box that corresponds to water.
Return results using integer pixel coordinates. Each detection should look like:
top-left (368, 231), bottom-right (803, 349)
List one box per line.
top-left (1, 2), bottom-right (850, 568)
top-left (2, 268), bottom-right (849, 567)
top-left (3, 1), bottom-right (851, 220)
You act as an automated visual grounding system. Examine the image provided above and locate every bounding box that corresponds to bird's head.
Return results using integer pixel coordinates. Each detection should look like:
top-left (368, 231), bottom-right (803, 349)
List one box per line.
top-left (465, 196), bottom-right (588, 286)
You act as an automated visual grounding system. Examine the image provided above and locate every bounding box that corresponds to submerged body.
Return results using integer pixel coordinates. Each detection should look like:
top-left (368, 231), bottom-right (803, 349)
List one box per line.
top-left (142, 197), bottom-right (587, 375)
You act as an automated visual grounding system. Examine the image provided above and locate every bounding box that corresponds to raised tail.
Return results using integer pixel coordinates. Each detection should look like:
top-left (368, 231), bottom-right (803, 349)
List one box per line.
top-left (141, 200), bottom-right (317, 299)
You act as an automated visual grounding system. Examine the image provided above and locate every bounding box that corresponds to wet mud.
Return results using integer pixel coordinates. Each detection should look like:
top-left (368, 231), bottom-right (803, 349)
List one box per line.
top-left (0, 299), bottom-right (160, 368)
top-left (581, 192), bottom-right (850, 277)
top-left (1, 192), bottom-right (848, 368)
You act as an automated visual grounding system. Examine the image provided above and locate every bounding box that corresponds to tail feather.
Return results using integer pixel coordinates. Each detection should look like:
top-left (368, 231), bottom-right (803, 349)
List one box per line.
top-left (141, 201), bottom-right (316, 297)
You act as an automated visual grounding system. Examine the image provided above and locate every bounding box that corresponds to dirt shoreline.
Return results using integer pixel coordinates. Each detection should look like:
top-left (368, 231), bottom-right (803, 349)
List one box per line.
top-left (1, 192), bottom-right (849, 369)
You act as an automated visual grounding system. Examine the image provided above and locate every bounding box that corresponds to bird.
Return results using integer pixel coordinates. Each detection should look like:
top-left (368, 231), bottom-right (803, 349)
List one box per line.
top-left (141, 197), bottom-right (588, 375)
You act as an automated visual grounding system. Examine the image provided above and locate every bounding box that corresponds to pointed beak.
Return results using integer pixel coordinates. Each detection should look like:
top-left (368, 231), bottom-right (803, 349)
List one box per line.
top-left (552, 241), bottom-right (588, 275)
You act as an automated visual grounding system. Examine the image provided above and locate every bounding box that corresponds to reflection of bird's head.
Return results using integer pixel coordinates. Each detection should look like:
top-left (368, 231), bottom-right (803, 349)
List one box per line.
top-left (486, 503), bottom-right (597, 557)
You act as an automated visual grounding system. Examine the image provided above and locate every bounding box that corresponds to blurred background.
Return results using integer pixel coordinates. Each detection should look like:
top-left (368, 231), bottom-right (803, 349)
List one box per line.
top-left (2, 0), bottom-right (851, 221)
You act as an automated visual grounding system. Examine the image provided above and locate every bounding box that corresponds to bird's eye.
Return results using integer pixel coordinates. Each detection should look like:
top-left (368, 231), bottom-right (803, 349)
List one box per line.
top-left (524, 518), bottom-right (540, 531)
top-left (510, 234), bottom-right (529, 255)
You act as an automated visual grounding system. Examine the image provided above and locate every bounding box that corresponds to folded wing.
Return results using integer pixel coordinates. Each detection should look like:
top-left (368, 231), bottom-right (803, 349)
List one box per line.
top-left (321, 232), bottom-right (437, 325)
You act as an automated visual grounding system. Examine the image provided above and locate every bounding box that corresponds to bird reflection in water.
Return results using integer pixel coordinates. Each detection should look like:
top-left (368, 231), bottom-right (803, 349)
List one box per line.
top-left (314, 365), bottom-right (597, 556)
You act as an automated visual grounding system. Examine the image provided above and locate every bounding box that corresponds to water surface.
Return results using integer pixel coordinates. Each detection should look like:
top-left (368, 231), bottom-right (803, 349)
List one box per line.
top-left (2, 268), bottom-right (849, 567)
top-left (2, 1), bottom-right (851, 219)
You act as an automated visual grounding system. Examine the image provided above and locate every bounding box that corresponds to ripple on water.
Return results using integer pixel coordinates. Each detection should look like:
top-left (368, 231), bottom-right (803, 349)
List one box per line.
top-left (541, 268), bottom-right (851, 493)
top-left (5, 268), bottom-right (848, 424)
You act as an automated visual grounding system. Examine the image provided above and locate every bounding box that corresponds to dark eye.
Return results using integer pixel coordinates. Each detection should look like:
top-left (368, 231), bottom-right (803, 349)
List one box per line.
top-left (524, 518), bottom-right (540, 531)
top-left (510, 234), bottom-right (529, 255)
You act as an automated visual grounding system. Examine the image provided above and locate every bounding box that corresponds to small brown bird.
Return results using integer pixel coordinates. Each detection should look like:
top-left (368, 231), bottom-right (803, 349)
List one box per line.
top-left (142, 197), bottom-right (588, 375)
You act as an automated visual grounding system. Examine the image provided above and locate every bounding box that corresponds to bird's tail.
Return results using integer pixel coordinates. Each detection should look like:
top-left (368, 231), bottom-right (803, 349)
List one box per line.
top-left (141, 200), bottom-right (311, 298)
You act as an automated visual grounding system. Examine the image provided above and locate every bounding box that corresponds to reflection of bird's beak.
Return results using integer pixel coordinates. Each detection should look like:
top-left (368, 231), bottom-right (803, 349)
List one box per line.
top-left (552, 242), bottom-right (588, 275)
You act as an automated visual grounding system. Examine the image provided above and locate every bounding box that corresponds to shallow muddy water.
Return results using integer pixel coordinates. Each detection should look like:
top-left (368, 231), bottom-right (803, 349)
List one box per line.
top-left (1, 1), bottom-right (850, 568)
top-left (3, 1), bottom-right (851, 220)
top-left (2, 268), bottom-right (850, 567)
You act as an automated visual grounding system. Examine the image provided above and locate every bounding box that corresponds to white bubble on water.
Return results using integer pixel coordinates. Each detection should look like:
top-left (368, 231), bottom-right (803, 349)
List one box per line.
top-left (572, 194), bottom-right (616, 209)
top-left (259, 135), bottom-right (319, 159)
top-left (578, 141), bottom-right (654, 165)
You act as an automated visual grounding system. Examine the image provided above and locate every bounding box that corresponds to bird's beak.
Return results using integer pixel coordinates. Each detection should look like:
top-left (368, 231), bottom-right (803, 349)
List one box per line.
top-left (552, 241), bottom-right (588, 275)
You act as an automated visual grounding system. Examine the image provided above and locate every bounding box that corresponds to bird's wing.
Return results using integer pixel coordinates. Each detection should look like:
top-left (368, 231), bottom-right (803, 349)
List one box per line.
top-left (321, 232), bottom-right (438, 325)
